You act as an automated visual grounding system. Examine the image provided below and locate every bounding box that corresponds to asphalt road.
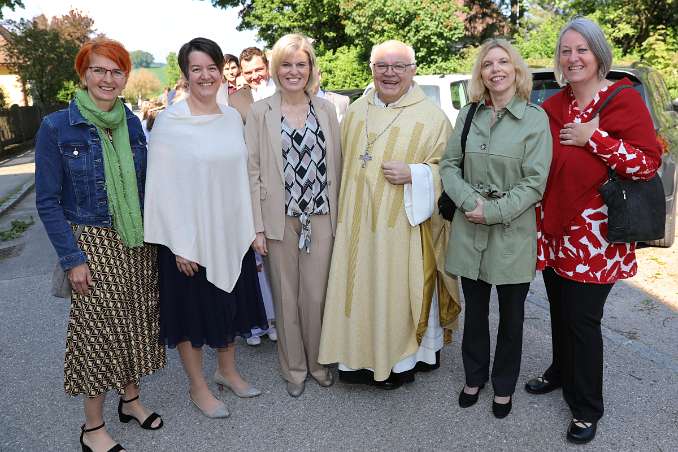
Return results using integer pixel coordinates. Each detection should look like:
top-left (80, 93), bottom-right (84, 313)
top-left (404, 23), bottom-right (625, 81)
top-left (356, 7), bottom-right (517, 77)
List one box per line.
top-left (0, 191), bottom-right (676, 451)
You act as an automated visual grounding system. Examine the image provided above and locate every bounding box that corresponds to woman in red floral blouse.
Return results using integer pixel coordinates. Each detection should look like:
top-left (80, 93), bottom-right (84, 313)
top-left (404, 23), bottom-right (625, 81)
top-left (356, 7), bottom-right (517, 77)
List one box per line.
top-left (524, 17), bottom-right (663, 444)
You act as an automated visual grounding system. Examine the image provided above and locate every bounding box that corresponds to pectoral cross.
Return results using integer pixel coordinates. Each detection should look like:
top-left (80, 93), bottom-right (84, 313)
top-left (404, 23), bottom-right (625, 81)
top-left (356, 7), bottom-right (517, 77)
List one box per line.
top-left (359, 148), bottom-right (373, 168)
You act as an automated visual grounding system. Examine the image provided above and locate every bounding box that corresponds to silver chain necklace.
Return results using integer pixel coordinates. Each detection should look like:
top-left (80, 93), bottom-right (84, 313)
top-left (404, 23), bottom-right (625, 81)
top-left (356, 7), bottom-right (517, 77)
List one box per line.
top-left (359, 102), bottom-right (404, 168)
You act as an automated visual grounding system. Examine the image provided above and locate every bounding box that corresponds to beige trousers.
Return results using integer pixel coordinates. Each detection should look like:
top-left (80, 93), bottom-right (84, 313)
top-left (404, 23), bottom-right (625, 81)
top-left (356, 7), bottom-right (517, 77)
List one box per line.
top-left (264, 214), bottom-right (333, 385)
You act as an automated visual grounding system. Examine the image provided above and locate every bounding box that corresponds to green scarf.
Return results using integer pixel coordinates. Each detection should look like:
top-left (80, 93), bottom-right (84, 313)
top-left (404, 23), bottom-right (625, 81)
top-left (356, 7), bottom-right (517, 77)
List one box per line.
top-left (74, 89), bottom-right (144, 247)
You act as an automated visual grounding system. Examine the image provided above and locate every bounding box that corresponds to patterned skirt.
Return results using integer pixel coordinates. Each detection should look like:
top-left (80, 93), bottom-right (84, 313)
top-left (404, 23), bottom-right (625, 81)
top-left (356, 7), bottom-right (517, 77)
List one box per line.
top-left (64, 226), bottom-right (166, 397)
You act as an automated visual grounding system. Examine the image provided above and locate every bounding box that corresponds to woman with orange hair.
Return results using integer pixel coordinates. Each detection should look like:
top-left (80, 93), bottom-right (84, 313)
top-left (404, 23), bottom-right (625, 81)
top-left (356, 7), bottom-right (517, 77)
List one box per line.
top-left (35, 38), bottom-right (165, 452)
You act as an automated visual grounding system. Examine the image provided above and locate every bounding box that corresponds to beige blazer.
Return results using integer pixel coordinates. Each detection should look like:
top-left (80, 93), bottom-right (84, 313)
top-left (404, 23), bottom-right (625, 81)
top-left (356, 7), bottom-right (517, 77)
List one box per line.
top-left (229, 85), bottom-right (255, 123)
top-left (245, 92), bottom-right (342, 241)
top-left (323, 91), bottom-right (350, 122)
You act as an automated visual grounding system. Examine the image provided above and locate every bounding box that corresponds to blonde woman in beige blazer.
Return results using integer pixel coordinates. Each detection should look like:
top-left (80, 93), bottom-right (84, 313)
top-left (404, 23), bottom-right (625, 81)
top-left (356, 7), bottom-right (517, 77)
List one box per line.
top-left (245, 34), bottom-right (342, 398)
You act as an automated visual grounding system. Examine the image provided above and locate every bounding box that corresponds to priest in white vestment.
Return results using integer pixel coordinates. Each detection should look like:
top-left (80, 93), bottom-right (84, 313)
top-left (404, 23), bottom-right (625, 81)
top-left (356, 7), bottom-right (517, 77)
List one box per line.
top-left (318, 40), bottom-right (461, 388)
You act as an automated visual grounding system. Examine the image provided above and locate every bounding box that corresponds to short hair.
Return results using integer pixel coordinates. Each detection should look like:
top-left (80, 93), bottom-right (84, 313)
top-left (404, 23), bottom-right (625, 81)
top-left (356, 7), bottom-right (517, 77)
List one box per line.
top-left (177, 37), bottom-right (224, 79)
top-left (269, 34), bottom-right (318, 95)
top-left (74, 38), bottom-right (132, 79)
top-left (468, 38), bottom-right (532, 103)
top-left (370, 40), bottom-right (416, 64)
top-left (554, 17), bottom-right (612, 86)
top-left (223, 53), bottom-right (239, 67)
top-left (239, 47), bottom-right (268, 66)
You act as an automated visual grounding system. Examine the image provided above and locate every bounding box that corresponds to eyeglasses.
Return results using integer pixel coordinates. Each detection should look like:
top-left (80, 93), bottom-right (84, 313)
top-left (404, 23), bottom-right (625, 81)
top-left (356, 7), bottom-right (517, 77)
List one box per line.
top-left (371, 62), bottom-right (416, 74)
top-left (88, 66), bottom-right (126, 79)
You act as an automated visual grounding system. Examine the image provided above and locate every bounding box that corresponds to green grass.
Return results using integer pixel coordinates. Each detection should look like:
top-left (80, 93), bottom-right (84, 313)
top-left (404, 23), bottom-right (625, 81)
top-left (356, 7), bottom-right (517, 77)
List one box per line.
top-left (0, 217), bottom-right (34, 241)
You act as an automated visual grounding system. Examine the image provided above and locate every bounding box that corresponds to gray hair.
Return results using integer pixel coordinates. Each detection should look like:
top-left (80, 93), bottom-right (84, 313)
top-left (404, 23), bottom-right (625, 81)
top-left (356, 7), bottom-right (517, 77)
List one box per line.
top-left (554, 17), bottom-right (612, 86)
top-left (370, 40), bottom-right (416, 64)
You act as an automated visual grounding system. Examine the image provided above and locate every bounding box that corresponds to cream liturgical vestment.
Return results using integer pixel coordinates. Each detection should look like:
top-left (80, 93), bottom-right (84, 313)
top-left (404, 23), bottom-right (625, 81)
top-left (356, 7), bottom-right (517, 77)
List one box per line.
top-left (318, 84), bottom-right (461, 381)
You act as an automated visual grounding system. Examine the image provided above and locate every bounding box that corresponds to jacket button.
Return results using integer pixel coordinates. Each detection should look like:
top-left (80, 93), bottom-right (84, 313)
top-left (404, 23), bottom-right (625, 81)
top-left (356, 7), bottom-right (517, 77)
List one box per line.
top-left (480, 144), bottom-right (487, 151)
top-left (73, 150), bottom-right (79, 156)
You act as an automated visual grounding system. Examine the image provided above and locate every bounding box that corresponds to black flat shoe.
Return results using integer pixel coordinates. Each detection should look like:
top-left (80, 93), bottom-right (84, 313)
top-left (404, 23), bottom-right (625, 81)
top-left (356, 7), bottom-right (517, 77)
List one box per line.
top-left (118, 395), bottom-right (163, 430)
top-left (458, 384), bottom-right (485, 408)
top-left (338, 369), bottom-right (374, 385)
top-left (373, 370), bottom-right (415, 390)
top-left (567, 419), bottom-right (597, 444)
top-left (492, 396), bottom-right (512, 418)
top-left (414, 350), bottom-right (441, 372)
top-left (525, 376), bottom-right (561, 395)
top-left (80, 423), bottom-right (124, 452)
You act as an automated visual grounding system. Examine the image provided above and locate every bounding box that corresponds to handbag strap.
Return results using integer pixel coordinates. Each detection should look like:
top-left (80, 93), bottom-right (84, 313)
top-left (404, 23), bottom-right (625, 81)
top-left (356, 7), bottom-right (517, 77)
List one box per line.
top-left (592, 84), bottom-right (633, 182)
top-left (590, 84), bottom-right (633, 117)
top-left (460, 102), bottom-right (479, 177)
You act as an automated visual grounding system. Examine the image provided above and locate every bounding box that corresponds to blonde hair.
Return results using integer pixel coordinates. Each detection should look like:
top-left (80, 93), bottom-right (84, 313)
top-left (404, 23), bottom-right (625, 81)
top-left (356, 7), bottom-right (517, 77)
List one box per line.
top-left (270, 33), bottom-right (318, 95)
top-left (468, 38), bottom-right (532, 103)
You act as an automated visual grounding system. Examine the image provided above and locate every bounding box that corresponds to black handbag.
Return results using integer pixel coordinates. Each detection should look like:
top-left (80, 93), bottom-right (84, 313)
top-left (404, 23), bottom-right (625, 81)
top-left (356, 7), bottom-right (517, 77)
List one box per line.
top-left (595, 85), bottom-right (666, 243)
top-left (438, 102), bottom-right (479, 221)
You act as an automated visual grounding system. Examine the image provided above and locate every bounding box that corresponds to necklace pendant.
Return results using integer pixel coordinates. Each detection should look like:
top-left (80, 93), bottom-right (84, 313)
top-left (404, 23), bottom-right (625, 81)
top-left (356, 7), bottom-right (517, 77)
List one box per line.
top-left (359, 147), bottom-right (373, 168)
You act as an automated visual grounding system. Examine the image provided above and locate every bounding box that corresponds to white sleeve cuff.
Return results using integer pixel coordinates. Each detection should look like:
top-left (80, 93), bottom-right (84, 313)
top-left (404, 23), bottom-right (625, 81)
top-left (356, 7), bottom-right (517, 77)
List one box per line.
top-left (404, 163), bottom-right (434, 226)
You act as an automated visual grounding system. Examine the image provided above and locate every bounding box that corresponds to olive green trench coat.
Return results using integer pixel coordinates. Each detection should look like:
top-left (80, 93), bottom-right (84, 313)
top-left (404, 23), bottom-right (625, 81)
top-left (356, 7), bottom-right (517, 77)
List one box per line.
top-left (440, 96), bottom-right (552, 285)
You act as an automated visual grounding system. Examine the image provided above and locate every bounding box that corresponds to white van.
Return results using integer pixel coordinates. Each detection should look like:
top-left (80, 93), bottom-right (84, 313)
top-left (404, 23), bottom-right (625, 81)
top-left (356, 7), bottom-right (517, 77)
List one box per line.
top-left (361, 74), bottom-right (471, 125)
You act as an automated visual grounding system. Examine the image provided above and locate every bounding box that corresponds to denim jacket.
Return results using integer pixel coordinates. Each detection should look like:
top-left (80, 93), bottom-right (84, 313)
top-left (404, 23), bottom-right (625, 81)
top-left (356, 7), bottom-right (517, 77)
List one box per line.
top-left (35, 100), bottom-right (148, 270)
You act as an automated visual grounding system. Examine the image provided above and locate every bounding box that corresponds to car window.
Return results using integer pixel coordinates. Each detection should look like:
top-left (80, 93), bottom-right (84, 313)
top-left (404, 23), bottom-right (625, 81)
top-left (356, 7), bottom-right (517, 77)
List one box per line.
top-left (419, 84), bottom-right (441, 106)
top-left (530, 79), bottom-right (562, 105)
top-left (451, 81), bottom-right (467, 110)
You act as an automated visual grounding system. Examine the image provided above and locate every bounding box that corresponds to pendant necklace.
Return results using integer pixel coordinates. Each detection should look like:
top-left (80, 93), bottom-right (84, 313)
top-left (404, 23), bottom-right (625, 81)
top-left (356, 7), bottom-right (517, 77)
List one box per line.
top-left (360, 102), bottom-right (404, 168)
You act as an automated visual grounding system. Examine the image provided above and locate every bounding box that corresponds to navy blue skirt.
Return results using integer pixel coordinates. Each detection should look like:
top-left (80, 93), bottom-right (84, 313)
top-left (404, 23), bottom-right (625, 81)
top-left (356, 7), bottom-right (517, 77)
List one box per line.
top-left (158, 245), bottom-right (268, 348)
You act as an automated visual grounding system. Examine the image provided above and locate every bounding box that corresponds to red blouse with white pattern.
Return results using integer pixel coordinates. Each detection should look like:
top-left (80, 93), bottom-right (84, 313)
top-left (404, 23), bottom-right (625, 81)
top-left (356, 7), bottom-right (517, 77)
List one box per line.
top-left (536, 84), bottom-right (661, 284)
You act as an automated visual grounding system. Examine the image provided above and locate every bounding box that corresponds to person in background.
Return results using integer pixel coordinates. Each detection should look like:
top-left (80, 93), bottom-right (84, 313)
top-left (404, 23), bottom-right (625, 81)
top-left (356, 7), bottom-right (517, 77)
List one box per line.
top-left (144, 37), bottom-right (268, 419)
top-left (216, 53), bottom-right (240, 105)
top-left (35, 37), bottom-right (165, 452)
top-left (240, 46), bottom-right (276, 101)
top-left (224, 53), bottom-right (240, 94)
top-left (169, 77), bottom-right (189, 105)
top-left (525, 17), bottom-right (662, 444)
top-left (246, 33), bottom-right (342, 397)
top-left (440, 38), bottom-right (552, 419)
top-left (312, 67), bottom-right (350, 122)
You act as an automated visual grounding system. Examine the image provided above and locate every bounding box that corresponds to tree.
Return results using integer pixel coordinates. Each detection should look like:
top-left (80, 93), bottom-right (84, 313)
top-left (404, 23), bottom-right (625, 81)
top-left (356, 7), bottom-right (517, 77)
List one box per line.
top-left (0, 0), bottom-right (24, 19)
top-left (130, 50), bottom-right (155, 68)
top-left (165, 52), bottom-right (181, 87)
top-left (48, 9), bottom-right (97, 45)
top-left (122, 69), bottom-right (162, 101)
top-left (568, 0), bottom-right (678, 55)
top-left (341, 0), bottom-right (466, 71)
top-left (4, 18), bottom-right (79, 105)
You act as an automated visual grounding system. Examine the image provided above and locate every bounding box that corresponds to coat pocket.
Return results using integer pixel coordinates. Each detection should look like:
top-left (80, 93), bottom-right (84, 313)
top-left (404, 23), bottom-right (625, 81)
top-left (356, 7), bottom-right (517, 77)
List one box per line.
top-left (61, 142), bottom-right (92, 207)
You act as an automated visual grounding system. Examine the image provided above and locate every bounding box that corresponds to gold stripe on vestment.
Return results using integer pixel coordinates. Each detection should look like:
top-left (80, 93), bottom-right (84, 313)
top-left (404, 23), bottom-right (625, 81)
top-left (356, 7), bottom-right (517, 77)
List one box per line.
top-left (371, 127), bottom-right (401, 232)
top-left (387, 123), bottom-right (424, 227)
top-left (344, 125), bottom-right (369, 317)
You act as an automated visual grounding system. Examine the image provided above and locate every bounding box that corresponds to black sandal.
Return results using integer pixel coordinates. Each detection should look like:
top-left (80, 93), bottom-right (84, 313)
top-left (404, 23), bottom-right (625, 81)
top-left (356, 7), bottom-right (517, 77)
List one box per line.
top-left (118, 395), bottom-right (163, 430)
top-left (80, 422), bottom-right (124, 452)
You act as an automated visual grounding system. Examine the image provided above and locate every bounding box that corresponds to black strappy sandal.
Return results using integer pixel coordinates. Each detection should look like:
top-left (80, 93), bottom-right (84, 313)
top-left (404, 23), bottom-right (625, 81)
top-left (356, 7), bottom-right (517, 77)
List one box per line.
top-left (80, 423), bottom-right (124, 452)
top-left (118, 395), bottom-right (164, 430)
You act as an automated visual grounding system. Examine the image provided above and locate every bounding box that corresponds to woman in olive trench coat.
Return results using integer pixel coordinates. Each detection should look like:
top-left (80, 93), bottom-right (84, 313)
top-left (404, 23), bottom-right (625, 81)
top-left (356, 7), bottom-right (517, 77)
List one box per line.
top-left (440, 39), bottom-right (552, 418)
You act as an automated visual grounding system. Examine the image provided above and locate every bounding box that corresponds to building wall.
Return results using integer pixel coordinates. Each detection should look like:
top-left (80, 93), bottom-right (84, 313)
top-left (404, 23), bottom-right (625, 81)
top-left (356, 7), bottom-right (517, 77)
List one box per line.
top-left (0, 73), bottom-right (29, 107)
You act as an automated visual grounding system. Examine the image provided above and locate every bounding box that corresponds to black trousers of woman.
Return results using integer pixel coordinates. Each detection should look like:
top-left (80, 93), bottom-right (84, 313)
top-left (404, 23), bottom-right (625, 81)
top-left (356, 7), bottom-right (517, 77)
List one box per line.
top-left (461, 277), bottom-right (530, 397)
top-left (541, 268), bottom-right (613, 422)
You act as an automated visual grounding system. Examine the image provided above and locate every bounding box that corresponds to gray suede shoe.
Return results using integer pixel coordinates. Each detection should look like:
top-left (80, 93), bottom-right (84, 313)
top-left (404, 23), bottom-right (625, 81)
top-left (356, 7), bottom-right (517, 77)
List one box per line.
top-left (286, 381), bottom-right (305, 397)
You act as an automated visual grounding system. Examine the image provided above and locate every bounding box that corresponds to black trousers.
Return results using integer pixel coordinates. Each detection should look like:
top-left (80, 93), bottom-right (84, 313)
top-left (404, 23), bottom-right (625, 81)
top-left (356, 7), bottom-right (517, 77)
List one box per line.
top-left (461, 277), bottom-right (530, 397)
top-left (542, 268), bottom-right (613, 422)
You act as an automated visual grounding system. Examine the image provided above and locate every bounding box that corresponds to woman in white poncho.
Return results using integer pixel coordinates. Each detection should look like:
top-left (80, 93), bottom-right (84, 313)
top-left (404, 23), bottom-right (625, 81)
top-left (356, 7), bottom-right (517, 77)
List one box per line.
top-left (144, 38), bottom-right (268, 419)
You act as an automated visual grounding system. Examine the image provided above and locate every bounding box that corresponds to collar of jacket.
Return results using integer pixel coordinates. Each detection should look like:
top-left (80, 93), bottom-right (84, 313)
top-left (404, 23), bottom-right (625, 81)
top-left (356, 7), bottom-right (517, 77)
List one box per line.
top-left (68, 98), bottom-right (136, 126)
top-left (479, 94), bottom-right (527, 120)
